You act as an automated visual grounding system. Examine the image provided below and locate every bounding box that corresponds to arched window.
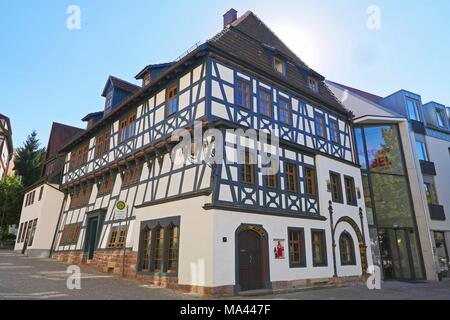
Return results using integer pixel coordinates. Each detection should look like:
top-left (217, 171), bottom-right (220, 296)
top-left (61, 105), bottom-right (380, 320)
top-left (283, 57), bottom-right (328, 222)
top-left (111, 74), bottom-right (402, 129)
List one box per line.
top-left (339, 232), bottom-right (356, 266)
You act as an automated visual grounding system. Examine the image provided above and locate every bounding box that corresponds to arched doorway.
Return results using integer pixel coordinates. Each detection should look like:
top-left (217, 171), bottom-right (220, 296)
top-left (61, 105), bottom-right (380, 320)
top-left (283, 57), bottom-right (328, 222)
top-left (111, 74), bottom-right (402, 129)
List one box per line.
top-left (235, 225), bottom-right (270, 292)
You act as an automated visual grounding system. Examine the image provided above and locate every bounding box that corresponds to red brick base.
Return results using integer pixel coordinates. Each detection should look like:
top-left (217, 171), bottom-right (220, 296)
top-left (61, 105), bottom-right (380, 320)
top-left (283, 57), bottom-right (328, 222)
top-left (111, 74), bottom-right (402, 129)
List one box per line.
top-left (50, 250), bottom-right (365, 297)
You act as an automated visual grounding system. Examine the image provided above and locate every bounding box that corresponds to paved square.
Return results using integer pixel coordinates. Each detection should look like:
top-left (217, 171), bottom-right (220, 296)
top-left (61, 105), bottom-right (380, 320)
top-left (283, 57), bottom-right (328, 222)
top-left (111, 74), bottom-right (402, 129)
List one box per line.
top-left (0, 250), bottom-right (449, 300)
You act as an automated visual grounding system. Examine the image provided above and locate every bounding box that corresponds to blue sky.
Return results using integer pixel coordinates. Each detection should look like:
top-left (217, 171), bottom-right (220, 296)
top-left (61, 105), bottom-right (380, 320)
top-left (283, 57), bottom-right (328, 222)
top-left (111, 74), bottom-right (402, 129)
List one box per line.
top-left (1, 0), bottom-right (449, 148)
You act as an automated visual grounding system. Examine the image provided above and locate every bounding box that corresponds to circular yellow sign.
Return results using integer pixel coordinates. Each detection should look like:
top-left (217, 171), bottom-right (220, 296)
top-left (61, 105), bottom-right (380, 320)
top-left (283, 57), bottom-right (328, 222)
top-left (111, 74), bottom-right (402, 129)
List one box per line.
top-left (116, 201), bottom-right (126, 210)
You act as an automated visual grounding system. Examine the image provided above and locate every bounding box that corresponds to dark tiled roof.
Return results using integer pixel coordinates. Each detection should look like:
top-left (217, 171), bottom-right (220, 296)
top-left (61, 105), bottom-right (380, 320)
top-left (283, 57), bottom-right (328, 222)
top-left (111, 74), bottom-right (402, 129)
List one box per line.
top-left (135, 62), bottom-right (175, 79)
top-left (46, 122), bottom-right (84, 160)
top-left (327, 80), bottom-right (383, 103)
top-left (62, 11), bottom-right (352, 152)
top-left (102, 76), bottom-right (141, 97)
top-left (82, 111), bottom-right (104, 122)
top-left (208, 11), bottom-right (348, 114)
top-left (231, 11), bottom-right (310, 70)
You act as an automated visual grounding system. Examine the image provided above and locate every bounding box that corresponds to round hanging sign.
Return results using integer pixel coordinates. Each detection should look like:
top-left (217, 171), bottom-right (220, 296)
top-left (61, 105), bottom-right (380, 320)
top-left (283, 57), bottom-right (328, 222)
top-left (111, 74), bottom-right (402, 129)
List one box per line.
top-left (116, 201), bottom-right (126, 210)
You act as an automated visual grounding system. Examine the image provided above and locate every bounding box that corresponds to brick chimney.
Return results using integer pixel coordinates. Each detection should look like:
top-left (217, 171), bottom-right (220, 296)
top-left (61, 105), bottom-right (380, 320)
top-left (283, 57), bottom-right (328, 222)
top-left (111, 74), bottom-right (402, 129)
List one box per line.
top-left (223, 8), bottom-right (237, 29)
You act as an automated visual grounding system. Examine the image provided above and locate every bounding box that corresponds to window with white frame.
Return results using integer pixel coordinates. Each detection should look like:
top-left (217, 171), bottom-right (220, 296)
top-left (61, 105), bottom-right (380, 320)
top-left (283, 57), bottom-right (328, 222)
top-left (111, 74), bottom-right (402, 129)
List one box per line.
top-left (416, 141), bottom-right (429, 162)
top-left (436, 109), bottom-right (446, 128)
top-left (406, 98), bottom-right (421, 121)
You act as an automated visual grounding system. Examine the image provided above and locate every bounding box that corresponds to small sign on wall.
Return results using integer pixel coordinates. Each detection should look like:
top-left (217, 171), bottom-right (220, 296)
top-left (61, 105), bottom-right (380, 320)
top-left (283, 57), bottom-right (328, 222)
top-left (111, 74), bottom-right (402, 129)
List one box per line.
top-left (114, 201), bottom-right (127, 220)
top-left (273, 239), bottom-right (285, 259)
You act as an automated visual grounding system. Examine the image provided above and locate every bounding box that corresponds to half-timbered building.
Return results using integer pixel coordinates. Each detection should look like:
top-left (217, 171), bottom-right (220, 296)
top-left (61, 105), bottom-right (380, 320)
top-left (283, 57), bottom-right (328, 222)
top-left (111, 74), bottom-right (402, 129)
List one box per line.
top-left (50, 9), bottom-right (373, 295)
top-left (0, 113), bottom-right (13, 179)
top-left (15, 122), bottom-right (84, 257)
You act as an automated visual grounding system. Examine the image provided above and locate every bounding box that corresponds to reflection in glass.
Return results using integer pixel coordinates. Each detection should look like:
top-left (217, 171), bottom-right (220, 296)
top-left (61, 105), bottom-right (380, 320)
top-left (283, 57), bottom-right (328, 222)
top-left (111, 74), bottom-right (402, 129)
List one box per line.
top-left (361, 174), bottom-right (374, 226)
top-left (409, 230), bottom-right (424, 279)
top-left (434, 232), bottom-right (449, 277)
top-left (356, 124), bottom-right (425, 280)
top-left (371, 173), bottom-right (414, 228)
top-left (364, 126), bottom-right (404, 175)
top-left (396, 229), bottom-right (412, 279)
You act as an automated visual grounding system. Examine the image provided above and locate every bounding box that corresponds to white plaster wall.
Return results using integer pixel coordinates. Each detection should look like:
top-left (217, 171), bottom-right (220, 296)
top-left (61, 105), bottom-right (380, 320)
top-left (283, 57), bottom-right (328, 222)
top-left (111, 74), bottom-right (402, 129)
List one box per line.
top-left (212, 211), bottom-right (333, 287)
top-left (210, 156), bottom-right (372, 287)
top-left (133, 196), bottom-right (215, 287)
top-left (14, 184), bottom-right (64, 252)
top-left (326, 82), bottom-right (402, 119)
top-left (401, 123), bottom-right (440, 281)
top-left (425, 134), bottom-right (450, 232)
top-left (315, 155), bottom-right (374, 270)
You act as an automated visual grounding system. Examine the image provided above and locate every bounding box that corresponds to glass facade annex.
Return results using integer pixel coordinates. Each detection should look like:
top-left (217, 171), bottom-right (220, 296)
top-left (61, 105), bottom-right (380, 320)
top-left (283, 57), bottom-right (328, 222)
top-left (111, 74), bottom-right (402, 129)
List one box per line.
top-left (355, 124), bottom-right (424, 280)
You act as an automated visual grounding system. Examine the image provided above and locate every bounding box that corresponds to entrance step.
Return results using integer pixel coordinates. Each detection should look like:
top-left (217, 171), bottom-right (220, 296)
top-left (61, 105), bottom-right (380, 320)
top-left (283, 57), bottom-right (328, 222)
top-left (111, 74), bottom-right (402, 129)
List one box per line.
top-left (272, 284), bottom-right (342, 295)
top-left (238, 289), bottom-right (274, 297)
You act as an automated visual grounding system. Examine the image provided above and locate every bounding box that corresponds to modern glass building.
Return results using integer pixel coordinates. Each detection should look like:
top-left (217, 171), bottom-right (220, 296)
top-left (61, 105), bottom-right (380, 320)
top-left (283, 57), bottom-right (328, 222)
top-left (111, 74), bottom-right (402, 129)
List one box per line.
top-left (326, 80), bottom-right (440, 282)
top-left (354, 125), bottom-right (424, 280)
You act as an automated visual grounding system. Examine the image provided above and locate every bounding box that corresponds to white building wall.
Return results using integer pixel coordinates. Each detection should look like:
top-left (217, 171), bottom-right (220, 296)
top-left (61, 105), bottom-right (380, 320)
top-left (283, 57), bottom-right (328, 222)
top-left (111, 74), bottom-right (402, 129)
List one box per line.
top-left (210, 155), bottom-right (371, 288)
top-left (15, 184), bottom-right (65, 257)
top-left (425, 134), bottom-right (450, 232)
top-left (400, 123), bottom-right (437, 281)
top-left (315, 155), bottom-right (374, 273)
top-left (133, 196), bottom-right (215, 287)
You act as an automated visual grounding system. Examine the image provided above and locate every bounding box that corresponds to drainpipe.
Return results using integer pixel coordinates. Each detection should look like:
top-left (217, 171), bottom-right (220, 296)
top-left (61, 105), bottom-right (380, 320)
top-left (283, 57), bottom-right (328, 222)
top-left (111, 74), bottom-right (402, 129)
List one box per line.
top-left (329, 201), bottom-right (338, 278)
top-left (122, 205), bottom-right (130, 278)
top-left (359, 207), bottom-right (368, 275)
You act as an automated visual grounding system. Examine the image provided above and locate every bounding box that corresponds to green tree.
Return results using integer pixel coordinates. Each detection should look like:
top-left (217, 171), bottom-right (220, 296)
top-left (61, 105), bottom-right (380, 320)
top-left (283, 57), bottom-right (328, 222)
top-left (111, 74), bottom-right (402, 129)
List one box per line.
top-left (14, 130), bottom-right (45, 188)
top-left (0, 175), bottom-right (24, 239)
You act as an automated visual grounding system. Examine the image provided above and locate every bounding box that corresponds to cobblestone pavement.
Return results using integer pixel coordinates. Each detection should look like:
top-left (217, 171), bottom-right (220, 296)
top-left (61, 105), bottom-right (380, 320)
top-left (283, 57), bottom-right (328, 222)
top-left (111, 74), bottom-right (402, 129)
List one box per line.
top-left (0, 250), bottom-right (197, 300)
top-left (1, 250), bottom-right (449, 300)
top-left (233, 280), bottom-right (450, 300)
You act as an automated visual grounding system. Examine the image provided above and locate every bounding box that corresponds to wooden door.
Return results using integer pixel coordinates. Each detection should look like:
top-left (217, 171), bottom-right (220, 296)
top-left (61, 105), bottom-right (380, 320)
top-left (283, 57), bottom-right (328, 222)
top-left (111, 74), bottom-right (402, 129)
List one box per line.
top-left (85, 217), bottom-right (99, 260)
top-left (238, 230), bottom-right (263, 291)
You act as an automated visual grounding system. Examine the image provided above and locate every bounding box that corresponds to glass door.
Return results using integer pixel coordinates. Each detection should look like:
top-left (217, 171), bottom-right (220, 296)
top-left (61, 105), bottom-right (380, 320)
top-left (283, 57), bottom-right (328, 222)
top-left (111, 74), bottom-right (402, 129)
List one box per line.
top-left (379, 228), bottom-right (421, 280)
top-left (434, 232), bottom-right (449, 279)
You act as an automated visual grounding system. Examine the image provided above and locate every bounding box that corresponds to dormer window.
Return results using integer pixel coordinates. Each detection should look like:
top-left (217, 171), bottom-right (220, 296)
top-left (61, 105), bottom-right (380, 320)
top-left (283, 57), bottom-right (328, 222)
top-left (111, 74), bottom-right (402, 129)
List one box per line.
top-left (308, 77), bottom-right (319, 93)
top-left (436, 109), bottom-right (445, 128)
top-left (406, 98), bottom-right (421, 121)
top-left (105, 91), bottom-right (113, 111)
top-left (273, 57), bottom-right (285, 76)
top-left (143, 73), bottom-right (151, 86)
